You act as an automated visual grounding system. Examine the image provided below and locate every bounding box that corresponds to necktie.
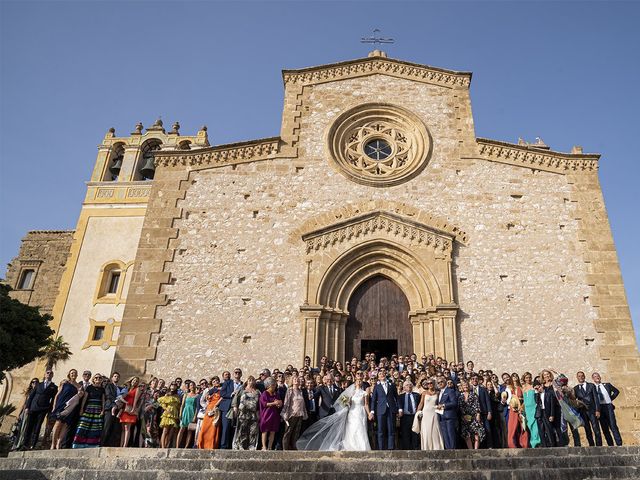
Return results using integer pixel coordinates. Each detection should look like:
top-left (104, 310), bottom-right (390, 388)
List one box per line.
top-left (409, 395), bottom-right (415, 415)
top-left (597, 384), bottom-right (605, 402)
top-left (582, 384), bottom-right (586, 392)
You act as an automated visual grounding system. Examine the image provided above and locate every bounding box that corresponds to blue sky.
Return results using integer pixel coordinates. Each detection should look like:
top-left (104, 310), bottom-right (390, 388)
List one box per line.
top-left (1, 1), bottom-right (638, 345)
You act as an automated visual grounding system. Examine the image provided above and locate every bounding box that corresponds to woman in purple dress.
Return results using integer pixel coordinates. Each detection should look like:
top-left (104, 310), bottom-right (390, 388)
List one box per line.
top-left (258, 378), bottom-right (282, 450)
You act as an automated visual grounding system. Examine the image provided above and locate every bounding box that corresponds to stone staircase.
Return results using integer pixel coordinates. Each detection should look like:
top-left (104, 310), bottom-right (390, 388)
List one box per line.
top-left (1, 446), bottom-right (639, 480)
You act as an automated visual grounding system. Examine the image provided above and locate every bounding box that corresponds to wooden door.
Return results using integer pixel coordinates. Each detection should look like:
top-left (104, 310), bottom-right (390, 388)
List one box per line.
top-left (345, 275), bottom-right (411, 361)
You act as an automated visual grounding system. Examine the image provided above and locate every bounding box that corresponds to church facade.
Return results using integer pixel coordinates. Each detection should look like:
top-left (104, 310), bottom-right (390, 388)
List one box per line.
top-left (4, 51), bottom-right (639, 442)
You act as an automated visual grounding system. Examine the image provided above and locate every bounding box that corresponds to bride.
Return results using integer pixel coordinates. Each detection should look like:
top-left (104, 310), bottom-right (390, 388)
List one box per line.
top-left (297, 377), bottom-right (371, 451)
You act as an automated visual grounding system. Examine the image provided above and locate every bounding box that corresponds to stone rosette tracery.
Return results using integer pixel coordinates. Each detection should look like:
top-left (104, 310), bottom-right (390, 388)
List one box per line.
top-left (326, 103), bottom-right (432, 187)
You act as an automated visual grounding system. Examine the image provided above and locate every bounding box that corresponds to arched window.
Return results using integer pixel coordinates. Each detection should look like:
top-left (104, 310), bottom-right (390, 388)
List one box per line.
top-left (96, 261), bottom-right (125, 300)
top-left (134, 139), bottom-right (162, 181)
top-left (103, 143), bottom-right (125, 181)
top-left (177, 140), bottom-right (192, 150)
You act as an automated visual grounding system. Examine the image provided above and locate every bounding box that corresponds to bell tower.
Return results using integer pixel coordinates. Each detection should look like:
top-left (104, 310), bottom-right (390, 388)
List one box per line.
top-left (45, 120), bottom-right (209, 379)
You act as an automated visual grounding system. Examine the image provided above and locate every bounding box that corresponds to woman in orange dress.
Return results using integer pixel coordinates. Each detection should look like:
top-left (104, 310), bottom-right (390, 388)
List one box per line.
top-left (197, 376), bottom-right (222, 449)
top-left (119, 377), bottom-right (141, 447)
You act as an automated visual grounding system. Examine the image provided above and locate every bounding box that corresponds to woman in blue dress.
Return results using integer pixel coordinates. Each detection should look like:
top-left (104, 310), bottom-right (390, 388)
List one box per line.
top-left (50, 369), bottom-right (82, 449)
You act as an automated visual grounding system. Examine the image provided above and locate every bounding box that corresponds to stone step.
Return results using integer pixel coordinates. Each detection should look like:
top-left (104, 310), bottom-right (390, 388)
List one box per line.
top-left (3, 453), bottom-right (640, 472)
top-left (8, 445), bottom-right (640, 459)
top-left (2, 447), bottom-right (639, 480)
top-left (2, 466), bottom-right (640, 480)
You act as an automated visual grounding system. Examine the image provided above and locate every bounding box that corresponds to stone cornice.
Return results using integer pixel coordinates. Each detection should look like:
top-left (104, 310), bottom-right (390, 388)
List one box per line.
top-left (283, 57), bottom-right (471, 89)
top-left (474, 138), bottom-right (600, 174)
top-left (302, 211), bottom-right (460, 254)
top-left (154, 137), bottom-right (281, 169)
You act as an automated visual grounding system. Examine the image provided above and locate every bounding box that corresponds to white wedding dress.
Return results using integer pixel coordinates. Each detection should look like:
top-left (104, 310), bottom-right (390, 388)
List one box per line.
top-left (342, 388), bottom-right (371, 451)
top-left (297, 385), bottom-right (371, 451)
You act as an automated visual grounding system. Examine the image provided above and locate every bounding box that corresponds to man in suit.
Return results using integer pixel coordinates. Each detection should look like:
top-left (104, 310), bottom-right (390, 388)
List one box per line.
top-left (470, 374), bottom-right (492, 448)
top-left (592, 372), bottom-right (623, 446)
top-left (573, 370), bottom-right (602, 446)
top-left (435, 376), bottom-right (458, 449)
top-left (102, 371), bottom-right (121, 447)
top-left (369, 369), bottom-right (399, 450)
top-left (255, 369), bottom-right (270, 393)
top-left (218, 370), bottom-right (235, 449)
top-left (539, 379), bottom-right (561, 447)
top-left (23, 369), bottom-right (58, 449)
top-left (301, 378), bottom-right (319, 432)
top-left (317, 374), bottom-right (341, 419)
top-left (397, 380), bottom-right (420, 450)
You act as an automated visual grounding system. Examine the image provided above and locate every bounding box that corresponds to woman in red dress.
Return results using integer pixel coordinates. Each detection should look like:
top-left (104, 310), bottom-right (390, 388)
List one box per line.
top-left (119, 377), bottom-right (141, 447)
top-left (507, 395), bottom-right (529, 448)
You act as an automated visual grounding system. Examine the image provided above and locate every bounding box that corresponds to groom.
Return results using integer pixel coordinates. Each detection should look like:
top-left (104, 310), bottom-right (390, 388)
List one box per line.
top-left (369, 369), bottom-right (399, 450)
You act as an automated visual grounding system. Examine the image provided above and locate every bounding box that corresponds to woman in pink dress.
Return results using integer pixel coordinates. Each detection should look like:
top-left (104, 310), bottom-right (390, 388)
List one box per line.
top-left (258, 378), bottom-right (282, 450)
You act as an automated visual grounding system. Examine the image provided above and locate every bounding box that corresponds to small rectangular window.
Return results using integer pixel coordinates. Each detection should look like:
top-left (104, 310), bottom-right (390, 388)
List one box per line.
top-left (92, 326), bottom-right (105, 341)
top-left (17, 270), bottom-right (35, 290)
top-left (107, 272), bottom-right (120, 294)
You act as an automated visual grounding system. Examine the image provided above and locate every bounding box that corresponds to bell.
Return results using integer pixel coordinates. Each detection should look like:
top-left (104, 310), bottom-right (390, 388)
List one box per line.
top-left (140, 154), bottom-right (155, 180)
top-left (109, 156), bottom-right (123, 177)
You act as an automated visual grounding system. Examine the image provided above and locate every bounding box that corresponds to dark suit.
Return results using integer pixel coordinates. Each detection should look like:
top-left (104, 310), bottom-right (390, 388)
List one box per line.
top-left (24, 380), bottom-right (58, 449)
top-left (573, 382), bottom-right (602, 446)
top-left (437, 387), bottom-right (458, 449)
top-left (101, 382), bottom-right (118, 446)
top-left (595, 382), bottom-right (622, 446)
top-left (218, 379), bottom-right (234, 449)
top-left (301, 387), bottom-right (319, 432)
top-left (398, 392), bottom-right (420, 450)
top-left (539, 386), bottom-right (561, 447)
top-left (317, 385), bottom-right (341, 419)
top-left (371, 381), bottom-right (399, 450)
top-left (473, 385), bottom-right (492, 448)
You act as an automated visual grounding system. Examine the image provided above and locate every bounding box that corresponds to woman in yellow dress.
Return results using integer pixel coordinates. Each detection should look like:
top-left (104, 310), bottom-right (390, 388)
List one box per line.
top-left (158, 383), bottom-right (181, 448)
top-left (197, 376), bottom-right (222, 449)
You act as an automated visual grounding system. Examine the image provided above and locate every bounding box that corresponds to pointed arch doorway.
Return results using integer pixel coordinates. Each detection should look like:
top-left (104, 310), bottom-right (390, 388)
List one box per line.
top-left (346, 275), bottom-right (411, 361)
top-left (299, 208), bottom-right (466, 365)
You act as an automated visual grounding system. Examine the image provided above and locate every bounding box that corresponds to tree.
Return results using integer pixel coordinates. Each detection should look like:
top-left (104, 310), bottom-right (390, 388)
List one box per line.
top-left (0, 284), bottom-right (53, 384)
top-left (39, 335), bottom-right (72, 371)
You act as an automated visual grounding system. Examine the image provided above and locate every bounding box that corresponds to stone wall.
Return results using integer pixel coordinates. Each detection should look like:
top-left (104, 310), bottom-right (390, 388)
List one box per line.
top-left (1, 230), bottom-right (73, 431)
top-left (4, 231), bottom-right (74, 314)
top-left (116, 63), bottom-right (639, 442)
top-left (144, 75), bottom-right (606, 378)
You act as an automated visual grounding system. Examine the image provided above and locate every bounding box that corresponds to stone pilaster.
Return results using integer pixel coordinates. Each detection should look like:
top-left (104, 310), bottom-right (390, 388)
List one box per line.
top-left (568, 171), bottom-right (640, 444)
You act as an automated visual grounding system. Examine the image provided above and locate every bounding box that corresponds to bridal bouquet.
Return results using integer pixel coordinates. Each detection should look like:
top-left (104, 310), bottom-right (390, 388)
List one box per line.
top-left (338, 394), bottom-right (350, 408)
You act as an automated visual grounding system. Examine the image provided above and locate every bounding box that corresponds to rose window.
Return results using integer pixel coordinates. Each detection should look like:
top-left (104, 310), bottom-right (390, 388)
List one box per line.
top-left (327, 104), bottom-right (431, 187)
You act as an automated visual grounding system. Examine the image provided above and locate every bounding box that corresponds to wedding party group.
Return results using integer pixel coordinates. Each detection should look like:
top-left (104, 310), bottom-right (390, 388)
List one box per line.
top-left (10, 352), bottom-right (624, 452)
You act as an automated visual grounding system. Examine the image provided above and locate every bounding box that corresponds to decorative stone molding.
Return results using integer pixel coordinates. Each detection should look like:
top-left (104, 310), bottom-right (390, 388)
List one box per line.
top-left (326, 103), bottom-right (432, 187)
top-left (86, 183), bottom-right (152, 205)
top-left (294, 200), bottom-right (468, 246)
top-left (303, 212), bottom-right (453, 255)
top-left (283, 57), bottom-right (472, 89)
top-left (475, 138), bottom-right (600, 174)
top-left (153, 137), bottom-right (281, 169)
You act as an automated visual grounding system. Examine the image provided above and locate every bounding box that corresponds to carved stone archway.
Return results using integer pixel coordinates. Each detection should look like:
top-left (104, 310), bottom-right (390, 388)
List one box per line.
top-left (298, 206), bottom-right (466, 365)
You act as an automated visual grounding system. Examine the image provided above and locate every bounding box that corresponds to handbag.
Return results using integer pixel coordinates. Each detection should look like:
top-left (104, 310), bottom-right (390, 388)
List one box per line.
top-left (59, 392), bottom-right (82, 418)
top-left (187, 422), bottom-right (197, 432)
top-left (411, 413), bottom-right (421, 434)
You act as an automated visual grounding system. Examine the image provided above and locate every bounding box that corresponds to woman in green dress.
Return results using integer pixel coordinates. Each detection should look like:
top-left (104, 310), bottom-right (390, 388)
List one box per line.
top-left (522, 372), bottom-right (541, 447)
top-left (176, 381), bottom-right (198, 448)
